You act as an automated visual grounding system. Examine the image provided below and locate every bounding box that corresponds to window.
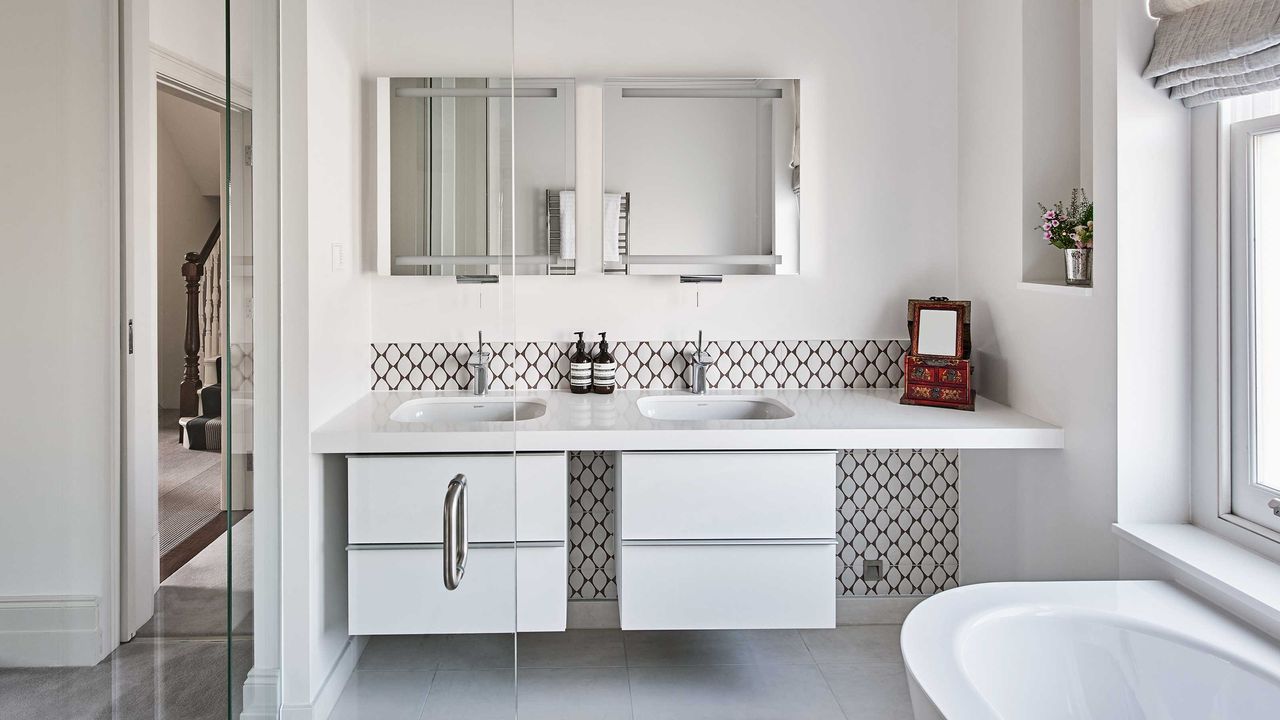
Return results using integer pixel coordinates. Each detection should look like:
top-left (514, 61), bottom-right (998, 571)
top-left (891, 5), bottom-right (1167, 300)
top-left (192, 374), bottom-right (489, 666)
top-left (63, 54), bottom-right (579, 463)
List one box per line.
top-left (1229, 108), bottom-right (1280, 533)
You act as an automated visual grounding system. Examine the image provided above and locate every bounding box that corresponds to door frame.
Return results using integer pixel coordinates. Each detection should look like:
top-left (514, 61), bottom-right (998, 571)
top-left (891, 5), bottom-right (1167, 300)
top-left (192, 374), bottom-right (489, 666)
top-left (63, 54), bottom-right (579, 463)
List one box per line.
top-left (117, 0), bottom-right (253, 642)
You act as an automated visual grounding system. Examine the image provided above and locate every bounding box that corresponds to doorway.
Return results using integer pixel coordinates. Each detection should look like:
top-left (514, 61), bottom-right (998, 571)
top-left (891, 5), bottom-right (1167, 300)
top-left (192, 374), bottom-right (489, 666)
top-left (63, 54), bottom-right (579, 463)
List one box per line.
top-left (153, 84), bottom-right (228, 581)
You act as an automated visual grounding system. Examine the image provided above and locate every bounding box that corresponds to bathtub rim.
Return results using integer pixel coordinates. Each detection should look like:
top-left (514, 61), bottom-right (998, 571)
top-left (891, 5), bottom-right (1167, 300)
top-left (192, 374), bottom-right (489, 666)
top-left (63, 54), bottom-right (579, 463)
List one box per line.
top-left (900, 579), bottom-right (1280, 720)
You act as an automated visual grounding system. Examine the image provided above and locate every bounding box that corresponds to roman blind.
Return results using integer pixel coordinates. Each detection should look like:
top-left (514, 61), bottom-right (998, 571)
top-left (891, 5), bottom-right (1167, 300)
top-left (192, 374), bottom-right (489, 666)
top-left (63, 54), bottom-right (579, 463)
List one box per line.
top-left (1144, 0), bottom-right (1280, 107)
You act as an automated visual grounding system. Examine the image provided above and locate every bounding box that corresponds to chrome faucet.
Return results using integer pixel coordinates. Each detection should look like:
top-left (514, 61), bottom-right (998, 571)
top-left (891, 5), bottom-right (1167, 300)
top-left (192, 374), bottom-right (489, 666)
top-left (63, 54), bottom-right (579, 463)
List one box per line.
top-left (689, 331), bottom-right (713, 395)
top-left (468, 331), bottom-right (491, 396)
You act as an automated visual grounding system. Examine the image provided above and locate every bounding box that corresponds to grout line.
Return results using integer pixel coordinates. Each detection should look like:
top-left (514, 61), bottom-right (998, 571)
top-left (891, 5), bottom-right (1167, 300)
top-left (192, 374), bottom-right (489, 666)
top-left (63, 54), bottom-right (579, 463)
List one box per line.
top-left (623, 664), bottom-right (638, 720)
top-left (412, 669), bottom-right (436, 720)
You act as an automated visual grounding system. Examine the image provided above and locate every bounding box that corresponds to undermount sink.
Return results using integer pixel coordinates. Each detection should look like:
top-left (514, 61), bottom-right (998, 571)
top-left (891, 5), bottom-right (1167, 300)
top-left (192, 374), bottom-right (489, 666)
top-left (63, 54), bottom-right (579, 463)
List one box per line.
top-left (390, 397), bottom-right (547, 423)
top-left (636, 395), bottom-right (794, 421)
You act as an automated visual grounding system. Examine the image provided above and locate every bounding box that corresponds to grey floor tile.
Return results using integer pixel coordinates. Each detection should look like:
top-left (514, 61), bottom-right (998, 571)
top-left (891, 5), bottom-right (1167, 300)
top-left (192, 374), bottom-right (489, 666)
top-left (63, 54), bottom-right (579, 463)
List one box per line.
top-left (517, 629), bottom-right (627, 668)
top-left (628, 664), bottom-right (845, 720)
top-left (437, 633), bottom-right (516, 670)
top-left (419, 669), bottom-right (517, 720)
top-left (624, 629), bottom-right (813, 667)
top-left (819, 663), bottom-right (914, 720)
top-left (358, 635), bottom-right (449, 671)
top-left (800, 625), bottom-right (903, 665)
top-left (328, 670), bottom-right (433, 720)
top-left (517, 667), bottom-right (633, 720)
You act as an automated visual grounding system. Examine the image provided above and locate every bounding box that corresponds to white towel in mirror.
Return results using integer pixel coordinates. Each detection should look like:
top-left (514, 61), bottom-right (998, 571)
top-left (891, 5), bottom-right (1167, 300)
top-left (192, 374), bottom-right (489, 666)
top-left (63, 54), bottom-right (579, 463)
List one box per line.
top-left (558, 190), bottom-right (576, 260)
top-left (603, 192), bottom-right (622, 263)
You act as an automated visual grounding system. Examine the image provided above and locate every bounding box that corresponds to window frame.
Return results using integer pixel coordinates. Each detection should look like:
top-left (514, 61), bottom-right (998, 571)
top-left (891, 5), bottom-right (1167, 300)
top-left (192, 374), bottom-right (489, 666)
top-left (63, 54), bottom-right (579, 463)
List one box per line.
top-left (1223, 112), bottom-right (1280, 537)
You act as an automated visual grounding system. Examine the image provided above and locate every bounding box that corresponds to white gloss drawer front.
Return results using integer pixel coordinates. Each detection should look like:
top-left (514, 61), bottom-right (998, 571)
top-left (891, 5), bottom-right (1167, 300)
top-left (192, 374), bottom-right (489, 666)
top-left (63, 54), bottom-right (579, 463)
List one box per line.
top-left (617, 451), bottom-right (836, 540)
top-left (347, 453), bottom-right (567, 544)
top-left (348, 545), bottom-right (566, 635)
top-left (618, 542), bottom-right (836, 629)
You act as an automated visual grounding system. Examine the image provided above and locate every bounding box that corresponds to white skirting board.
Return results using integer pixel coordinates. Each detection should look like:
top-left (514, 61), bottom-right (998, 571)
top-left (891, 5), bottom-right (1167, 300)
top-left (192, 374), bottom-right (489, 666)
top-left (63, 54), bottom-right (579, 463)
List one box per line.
top-left (239, 666), bottom-right (282, 720)
top-left (0, 595), bottom-right (103, 667)
top-left (568, 597), bottom-right (926, 629)
top-left (280, 636), bottom-right (366, 720)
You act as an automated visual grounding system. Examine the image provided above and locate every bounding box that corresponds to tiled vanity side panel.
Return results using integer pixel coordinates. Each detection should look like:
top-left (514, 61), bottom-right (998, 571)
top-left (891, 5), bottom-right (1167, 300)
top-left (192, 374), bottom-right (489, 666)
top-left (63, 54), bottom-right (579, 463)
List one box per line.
top-left (567, 452), bottom-right (617, 600)
top-left (565, 448), bottom-right (960, 601)
top-left (837, 450), bottom-right (960, 596)
top-left (371, 339), bottom-right (908, 391)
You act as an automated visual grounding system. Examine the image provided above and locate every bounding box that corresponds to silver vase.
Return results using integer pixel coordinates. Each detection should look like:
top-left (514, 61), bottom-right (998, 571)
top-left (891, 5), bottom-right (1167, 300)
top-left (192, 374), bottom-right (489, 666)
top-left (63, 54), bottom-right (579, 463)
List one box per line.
top-left (1064, 248), bottom-right (1093, 286)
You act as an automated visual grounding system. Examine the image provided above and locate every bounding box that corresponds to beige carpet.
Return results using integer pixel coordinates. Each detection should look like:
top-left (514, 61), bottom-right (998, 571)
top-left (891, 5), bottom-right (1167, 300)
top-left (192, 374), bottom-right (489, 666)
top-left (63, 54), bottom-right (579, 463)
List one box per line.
top-left (137, 513), bottom-right (253, 639)
top-left (158, 408), bottom-right (222, 555)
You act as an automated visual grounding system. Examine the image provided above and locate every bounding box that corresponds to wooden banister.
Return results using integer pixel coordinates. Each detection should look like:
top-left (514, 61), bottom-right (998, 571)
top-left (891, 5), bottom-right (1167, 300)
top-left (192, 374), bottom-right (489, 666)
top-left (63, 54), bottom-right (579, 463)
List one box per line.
top-left (180, 221), bottom-right (221, 418)
top-left (195, 220), bottom-right (221, 267)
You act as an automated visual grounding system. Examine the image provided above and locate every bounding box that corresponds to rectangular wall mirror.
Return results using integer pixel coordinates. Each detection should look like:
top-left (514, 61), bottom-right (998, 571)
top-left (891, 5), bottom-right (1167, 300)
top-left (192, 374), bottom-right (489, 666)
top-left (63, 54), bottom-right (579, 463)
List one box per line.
top-left (376, 77), bottom-right (576, 276)
top-left (602, 78), bottom-right (800, 276)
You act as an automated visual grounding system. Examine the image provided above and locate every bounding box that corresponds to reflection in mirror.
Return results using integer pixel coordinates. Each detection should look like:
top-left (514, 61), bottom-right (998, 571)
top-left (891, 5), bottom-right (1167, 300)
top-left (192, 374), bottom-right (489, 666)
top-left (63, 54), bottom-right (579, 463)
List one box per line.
top-left (916, 309), bottom-right (961, 356)
top-left (379, 77), bottom-right (575, 276)
top-left (603, 78), bottom-right (799, 276)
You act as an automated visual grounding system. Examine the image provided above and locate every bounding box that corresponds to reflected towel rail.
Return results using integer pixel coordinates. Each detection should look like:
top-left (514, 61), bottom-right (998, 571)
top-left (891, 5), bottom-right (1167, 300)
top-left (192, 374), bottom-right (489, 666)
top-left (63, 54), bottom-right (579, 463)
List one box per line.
top-left (621, 254), bottom-right (782, 266)
top-left (395, 87), bottom-right (558, 98)
top-left (394, 255), bottom-right (558, 266)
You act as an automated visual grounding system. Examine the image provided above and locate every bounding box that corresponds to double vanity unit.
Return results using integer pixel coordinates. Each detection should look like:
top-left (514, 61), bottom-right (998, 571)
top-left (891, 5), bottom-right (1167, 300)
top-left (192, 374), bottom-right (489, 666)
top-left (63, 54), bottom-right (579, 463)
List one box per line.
top-left (314, 386), bottom-right (1063, 636)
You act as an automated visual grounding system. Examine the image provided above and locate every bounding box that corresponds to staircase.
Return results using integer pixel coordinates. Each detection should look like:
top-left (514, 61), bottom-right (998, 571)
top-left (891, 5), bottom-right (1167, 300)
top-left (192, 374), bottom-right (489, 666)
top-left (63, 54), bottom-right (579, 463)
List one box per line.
top-left (178, 221), bottom-right (222, 452)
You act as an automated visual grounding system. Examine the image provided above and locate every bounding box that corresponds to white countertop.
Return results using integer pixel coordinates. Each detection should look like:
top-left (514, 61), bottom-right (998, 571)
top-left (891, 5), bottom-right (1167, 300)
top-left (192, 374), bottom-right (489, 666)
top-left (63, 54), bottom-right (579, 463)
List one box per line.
top-left (311, 388), bottom-right (1064, 454)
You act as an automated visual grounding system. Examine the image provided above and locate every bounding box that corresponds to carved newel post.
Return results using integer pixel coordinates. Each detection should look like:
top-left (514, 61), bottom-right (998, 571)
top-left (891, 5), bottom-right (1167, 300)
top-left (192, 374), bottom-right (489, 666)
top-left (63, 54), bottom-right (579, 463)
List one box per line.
top-left (180, 251), bottom-right (204, 417)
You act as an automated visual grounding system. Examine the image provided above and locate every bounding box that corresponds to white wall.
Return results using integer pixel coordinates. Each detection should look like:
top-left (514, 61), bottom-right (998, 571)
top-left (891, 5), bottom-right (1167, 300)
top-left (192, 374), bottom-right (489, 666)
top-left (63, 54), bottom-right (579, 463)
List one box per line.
top-left (306, 0), bottom-right (371, 698)
top-left (156, 95), bottom-right (221, 410)
top-left (151, 0), bottom-right (253, 88)
top-left (957, 0), bottom-right (1120, 583)
top-left (1113, 0), bottom-right (1192, 525)
top-left (0, 0), bottom-right (118, 665)
top-left (279, 0), bottom-right (372, 711)
top-left (364, 0), bottom-right (959, 344)
top-left (1022, 0), bottom-right (1084, 284)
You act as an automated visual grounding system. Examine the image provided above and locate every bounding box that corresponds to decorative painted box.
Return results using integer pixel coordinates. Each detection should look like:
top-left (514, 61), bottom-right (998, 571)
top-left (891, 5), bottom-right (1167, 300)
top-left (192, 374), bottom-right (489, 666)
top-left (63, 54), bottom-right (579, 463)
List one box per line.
top-left (900, 298), bottom-right (975, 411)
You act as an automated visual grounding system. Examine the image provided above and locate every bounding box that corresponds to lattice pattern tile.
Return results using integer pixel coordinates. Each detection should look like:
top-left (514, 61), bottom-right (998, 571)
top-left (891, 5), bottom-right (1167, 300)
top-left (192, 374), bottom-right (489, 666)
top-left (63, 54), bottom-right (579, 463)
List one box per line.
top-left (371, 339), bottom-right (907, 391)
top-left (563, 448), bottom-right (961, 601)
top-left (568, 451), bottom-right (617, 600)
top-left (837, 560), bottom-right (960, 596)
top-left (228, 342), bottom-right (253, 393)
top-left (837, 450), bottom-right (960, 596)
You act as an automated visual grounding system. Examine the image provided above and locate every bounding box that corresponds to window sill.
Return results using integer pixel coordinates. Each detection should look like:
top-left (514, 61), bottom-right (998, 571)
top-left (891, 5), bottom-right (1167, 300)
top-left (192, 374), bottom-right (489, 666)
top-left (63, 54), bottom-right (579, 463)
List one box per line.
top-left (1113, 523), bottom-right (1280, 638)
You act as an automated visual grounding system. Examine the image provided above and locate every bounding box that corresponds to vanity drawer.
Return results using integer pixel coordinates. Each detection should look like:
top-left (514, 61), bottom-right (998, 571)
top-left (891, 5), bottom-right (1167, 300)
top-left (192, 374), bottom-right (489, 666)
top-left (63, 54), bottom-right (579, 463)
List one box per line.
top-left (348, 544), bottom-right (566, 634)
top-left (617, 451), bottom-right (836, 540)
top-left (617, 541), bottom-right (835, 630)
top-left (348, 453), bottom-right (566, 544)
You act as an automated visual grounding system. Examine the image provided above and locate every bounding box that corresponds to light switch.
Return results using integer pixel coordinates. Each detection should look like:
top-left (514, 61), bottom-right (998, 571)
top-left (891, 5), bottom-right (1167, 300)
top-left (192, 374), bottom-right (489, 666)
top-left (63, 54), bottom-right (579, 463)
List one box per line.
top-left (331, 242), bottom-right (346, 271)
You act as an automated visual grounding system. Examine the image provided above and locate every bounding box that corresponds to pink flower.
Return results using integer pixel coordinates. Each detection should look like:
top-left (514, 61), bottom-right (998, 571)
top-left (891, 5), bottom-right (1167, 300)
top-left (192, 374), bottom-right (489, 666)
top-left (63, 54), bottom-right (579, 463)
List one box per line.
top-left (1044, 232), bottom-right (1051, 240)
top-left (1045, 210), bottom-right (1056, 219)
top-left (1051, 220), bottom-right (1059, 227)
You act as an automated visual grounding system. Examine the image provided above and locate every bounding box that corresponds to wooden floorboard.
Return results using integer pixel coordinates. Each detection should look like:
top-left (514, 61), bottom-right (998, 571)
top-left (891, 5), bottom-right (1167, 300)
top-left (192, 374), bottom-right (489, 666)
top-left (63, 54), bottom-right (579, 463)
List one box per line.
top-left (160, 510), bottom-right (250, 583)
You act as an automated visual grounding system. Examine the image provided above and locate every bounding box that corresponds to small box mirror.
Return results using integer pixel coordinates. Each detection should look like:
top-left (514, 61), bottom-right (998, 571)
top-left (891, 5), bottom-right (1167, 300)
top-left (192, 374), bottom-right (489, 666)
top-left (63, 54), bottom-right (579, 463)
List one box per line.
top-left (907, 299), bottom-right (970, 359)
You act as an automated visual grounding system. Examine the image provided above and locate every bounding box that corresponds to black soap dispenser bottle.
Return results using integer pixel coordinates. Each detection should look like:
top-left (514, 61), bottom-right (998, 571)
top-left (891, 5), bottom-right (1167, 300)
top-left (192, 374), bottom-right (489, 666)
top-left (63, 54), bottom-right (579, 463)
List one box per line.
top-left (592, 332), bottom-right (617, 394)
top-left (570, 331), bottom-right (592, 394)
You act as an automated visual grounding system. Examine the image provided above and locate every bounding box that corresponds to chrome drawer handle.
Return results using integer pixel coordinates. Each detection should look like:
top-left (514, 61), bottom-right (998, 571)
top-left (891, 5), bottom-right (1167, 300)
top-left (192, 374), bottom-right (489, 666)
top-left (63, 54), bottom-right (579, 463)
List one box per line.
top-left (443, 474), bottom-right (468, 590)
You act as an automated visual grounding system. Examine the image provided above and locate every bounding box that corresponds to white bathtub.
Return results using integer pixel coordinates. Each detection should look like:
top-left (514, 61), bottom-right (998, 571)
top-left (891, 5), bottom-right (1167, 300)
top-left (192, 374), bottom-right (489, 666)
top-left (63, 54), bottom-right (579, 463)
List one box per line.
top-left (901, 581), bottom-right (1280, 719)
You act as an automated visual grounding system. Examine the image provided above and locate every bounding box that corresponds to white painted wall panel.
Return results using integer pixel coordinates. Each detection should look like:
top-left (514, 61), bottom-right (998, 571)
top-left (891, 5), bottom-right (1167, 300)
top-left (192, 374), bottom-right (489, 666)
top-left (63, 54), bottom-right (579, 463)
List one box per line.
top-left (0, 0), bottom-right (118, 665)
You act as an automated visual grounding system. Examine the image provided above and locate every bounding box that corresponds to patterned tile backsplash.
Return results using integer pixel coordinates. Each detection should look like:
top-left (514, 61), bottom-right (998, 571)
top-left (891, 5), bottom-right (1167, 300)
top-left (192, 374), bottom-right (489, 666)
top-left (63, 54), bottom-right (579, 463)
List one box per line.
top-left (372, 339), bottom-right (908, 391)
top-left (371, 338), bottom-right (957, 600)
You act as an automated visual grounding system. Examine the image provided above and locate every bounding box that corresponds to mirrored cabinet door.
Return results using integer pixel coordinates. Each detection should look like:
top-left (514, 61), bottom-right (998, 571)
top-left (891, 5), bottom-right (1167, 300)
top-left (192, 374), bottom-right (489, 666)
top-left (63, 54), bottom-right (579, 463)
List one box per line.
top-left (603, 78), bottom-right (800, 276)
top-left (377, 77), bottom-right (576, 277)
